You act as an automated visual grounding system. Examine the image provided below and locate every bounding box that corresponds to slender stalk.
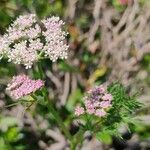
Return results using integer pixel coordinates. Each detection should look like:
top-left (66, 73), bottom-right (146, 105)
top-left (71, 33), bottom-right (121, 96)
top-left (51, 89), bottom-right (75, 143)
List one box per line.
top-left (5, 99), bottom-right (36, 108)
top-left (71, 129), bottom-right (85, 150)
top-left (5, 102), bottom-right (21, 108)
top-left (32, 93), bottom-right (72, 141)
top-left (46, 100), bottom-right (72, 140)
top-left (35, 62), bottom-right (72, 141)
top-left (37, 61), bottom-right (44, 79)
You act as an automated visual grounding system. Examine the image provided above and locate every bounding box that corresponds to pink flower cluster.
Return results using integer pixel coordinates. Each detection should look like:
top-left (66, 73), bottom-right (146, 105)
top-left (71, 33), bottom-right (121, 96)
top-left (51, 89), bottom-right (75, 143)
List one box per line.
top-left (0, 14), bottom-right (68, 69)
top-left (6, 74), bottom-right (44, 99)
top-left (75, 85), bottom-right (112, 117)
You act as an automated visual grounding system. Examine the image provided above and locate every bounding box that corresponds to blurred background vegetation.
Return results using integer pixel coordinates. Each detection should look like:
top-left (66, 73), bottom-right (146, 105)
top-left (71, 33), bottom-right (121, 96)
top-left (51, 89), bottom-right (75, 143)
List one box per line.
top-left (0, 0), bottom-right (150, 149)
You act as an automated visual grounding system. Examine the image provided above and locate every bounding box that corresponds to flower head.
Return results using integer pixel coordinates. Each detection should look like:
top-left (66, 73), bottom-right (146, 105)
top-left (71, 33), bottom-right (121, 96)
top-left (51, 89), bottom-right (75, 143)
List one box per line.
top-left (75, 85), bottom-right (112, 118)
top-left (0, 14), bottom-right (69, 68)
top-left (42, 16), bottom-right (69, 62)
top-left (6, 74), bottom-right (44, 99)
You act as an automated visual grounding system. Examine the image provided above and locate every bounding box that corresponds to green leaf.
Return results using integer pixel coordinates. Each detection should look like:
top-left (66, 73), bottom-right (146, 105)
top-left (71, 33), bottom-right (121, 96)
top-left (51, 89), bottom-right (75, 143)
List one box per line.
top-left (58, 61), bottom-right (79, 72)
top-left (5, 127), bottom-right (21, 142)
top-left (35, 95), bottom-right (45, 105)
top-left (0, 138), bottom-right (10, 150)
top-left (96, 131), bottom-right (112, 144)
top-left (66, 89), bottom-right (83, 111)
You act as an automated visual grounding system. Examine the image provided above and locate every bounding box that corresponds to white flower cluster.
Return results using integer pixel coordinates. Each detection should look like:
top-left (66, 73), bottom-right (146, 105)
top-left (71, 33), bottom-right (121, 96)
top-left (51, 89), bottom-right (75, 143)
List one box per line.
top-left (42, 17), bottom-right (68, 62)
top-left (0, 14), bottom-right (69, 69)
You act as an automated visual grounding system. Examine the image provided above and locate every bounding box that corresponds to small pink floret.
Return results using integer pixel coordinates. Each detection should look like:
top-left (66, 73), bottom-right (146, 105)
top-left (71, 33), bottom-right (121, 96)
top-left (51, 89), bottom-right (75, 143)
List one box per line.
top-left (100, 101), bottom-right (111, 108)
top-left (95, 109), bottom-right (106, 117)
top-left (102, 93), bottom-right (112, 101)
top-left (85, 100), bottom-right (94, 109)
top-left (75, 106), bottom-right (85, 116)
top-left (87, 108), bottom-right (95, 114)
top-left (98, 85), bottom-right (105, 94)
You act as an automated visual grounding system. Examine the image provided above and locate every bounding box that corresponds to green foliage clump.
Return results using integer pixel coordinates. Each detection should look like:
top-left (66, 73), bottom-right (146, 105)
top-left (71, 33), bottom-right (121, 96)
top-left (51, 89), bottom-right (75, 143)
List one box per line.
top-left (96, 83), bottom-right (142, 143)
top-left (75, 83), bottom-right (142, 144)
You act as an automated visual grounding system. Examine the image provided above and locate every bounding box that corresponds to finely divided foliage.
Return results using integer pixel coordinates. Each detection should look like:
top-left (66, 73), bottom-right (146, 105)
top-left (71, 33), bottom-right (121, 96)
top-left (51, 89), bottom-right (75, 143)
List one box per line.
top-left (0, 14), bottom-right (69, 69)
top-left (94, 83), bottom-right (141, 138)
top-left (96, 83), bottom-right (142, 139)
top-left (74, 83), bottom-right (141, 141)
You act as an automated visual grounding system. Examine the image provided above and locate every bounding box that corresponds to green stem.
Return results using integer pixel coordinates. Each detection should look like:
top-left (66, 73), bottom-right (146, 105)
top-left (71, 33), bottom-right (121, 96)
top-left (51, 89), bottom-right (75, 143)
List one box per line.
top-left (5, 102), bottom-right (20, 108)
top-left (35, 62), bottom-right (72, 141)
top-left (32, 90), bottom-right (72, 141)
top-left (32, 93), bottom-right (72, 141)
top-left (46, 100), bottom-right (72, 141)
top-left (37, 61), bottom-right (44, 79)
top-left (5, 99), bottom-right (36, 108)
top-left (71, 129), bottom-right (85, 150)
